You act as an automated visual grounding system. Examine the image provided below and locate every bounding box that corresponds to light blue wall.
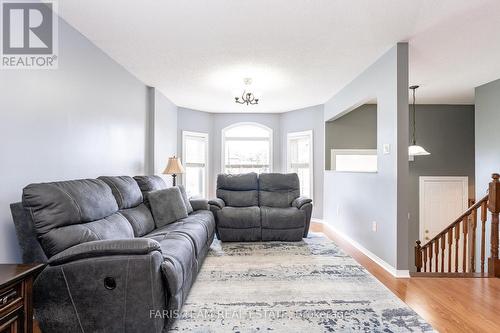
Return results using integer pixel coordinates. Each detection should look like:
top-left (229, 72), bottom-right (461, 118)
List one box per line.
top-left (280, 105), bottom-right (324, 218)
top-left (152, 88), bottom-right (178, 174)
top-left (177, 107), bottom-right (214, 193)
top-left (211, 113), bottom-right (282, 195)
top-left (323, 43), bottom-right (409, 271)
top-left (474, 78), bottom-right (500, 271)
top-left (475, 78), bottom-right (500, 194)
top-left (177, 110), bottom-right (282, 197)
top-left (177, 106), bottom-right (324, 218)
top-left (0, 16), bottom-right (174, 263)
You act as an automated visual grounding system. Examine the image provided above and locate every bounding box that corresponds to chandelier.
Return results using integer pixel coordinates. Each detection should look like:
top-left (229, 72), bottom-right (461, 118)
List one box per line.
top-left (235, 78), bottom-right (259, 105)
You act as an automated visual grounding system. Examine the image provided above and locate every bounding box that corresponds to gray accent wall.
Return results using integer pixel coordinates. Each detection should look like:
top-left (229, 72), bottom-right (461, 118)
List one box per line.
top-left (325, 104), bottom-right (377, 170)
top-left (324, 103), bottom-right (475, 272)
top-left (408, 105), bottom-right (475, 272)
top-left (0, 17), bottom-right (175, 263)
top-left (323, 43), bottom-right (409, 271)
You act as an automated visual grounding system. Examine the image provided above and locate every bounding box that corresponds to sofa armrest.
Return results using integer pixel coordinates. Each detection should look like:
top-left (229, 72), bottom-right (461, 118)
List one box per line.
top-left (292, 196), bottom-right (312, 209)
top-left (208, 198), bottom-right (225, 209)
top-left (36, 244), bottom-right (166, 332)
top-left (190, 198), bottom-right (209, 211)
top-left (48, 238), bottom-right (161, 265)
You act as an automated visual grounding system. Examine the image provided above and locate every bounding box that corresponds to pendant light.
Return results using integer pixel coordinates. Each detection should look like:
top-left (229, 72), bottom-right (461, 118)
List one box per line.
top-left (408, 85), bottom-right (430, 156)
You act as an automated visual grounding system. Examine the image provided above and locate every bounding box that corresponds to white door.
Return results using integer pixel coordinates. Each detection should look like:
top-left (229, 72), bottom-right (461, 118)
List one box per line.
top-left (419, 176), bottom-right (468, 271)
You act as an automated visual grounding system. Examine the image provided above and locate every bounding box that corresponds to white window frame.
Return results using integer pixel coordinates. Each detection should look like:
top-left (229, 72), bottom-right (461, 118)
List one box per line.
top-left (287, 130), bottom-right (314, 200)
top-left (331, 149), bottom-right (378, 173)
top-left (221, 122), bottom-right (273, 174)
top-left (182, 130), bottom-right (209, 197)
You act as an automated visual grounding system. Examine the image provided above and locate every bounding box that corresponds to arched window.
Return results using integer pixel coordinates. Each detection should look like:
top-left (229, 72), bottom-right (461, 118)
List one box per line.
top-left (222, 122), bottom-right (273, 174)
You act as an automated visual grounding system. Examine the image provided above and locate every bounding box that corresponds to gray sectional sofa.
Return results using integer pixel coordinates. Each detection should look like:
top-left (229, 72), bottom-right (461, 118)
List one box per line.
top-left (209, 173), bottom-right (313, 241)
top-left (10, 175), bottom-right (215, 333)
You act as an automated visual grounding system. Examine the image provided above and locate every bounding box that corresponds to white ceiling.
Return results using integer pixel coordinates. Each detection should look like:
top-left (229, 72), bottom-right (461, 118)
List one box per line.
top-left (57, 0), bottom-right (500, 113)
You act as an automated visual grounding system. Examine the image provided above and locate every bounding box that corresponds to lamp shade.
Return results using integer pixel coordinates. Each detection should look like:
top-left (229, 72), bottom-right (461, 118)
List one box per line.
top-left (163, 156), bottom-right (185, 174)
top-left (408, 145), bottom-right (430, 156)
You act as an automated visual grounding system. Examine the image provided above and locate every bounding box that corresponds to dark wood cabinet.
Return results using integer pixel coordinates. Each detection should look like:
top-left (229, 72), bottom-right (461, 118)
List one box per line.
top-left (0, 265), bottom-right (45, 333)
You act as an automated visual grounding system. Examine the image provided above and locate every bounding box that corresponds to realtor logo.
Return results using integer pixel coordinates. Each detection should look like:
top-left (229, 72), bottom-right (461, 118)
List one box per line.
top-left (1, 0), bottom-right (58, 69)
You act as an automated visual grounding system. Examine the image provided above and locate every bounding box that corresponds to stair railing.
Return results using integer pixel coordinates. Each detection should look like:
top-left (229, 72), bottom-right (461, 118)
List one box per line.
top-left (415, 173), bottom-right (500, 277)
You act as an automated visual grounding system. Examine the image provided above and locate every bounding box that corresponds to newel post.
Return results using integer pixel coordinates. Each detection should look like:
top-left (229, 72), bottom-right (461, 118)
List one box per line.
top-left (488, 173), bottom-right (500, 277)
top-left (415, 240), bottom-right (422, 272)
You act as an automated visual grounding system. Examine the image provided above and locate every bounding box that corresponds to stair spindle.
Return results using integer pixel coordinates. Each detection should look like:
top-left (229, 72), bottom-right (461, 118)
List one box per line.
top-left (440, 234), bottom-right (445, 272)
top-left (455, 223), bottom-right (460, 273)
top-left (423, 246), bottom-right (428, 272)
top-left (463, 216), bottom-right (468, 272)
top-left (470, 209), bottom-right (477, 272)
top-left (434, 239), bottom-right (439, 272)
top-left (481, 201), bottom-right (487, 273)
top-left (428, 244), bottom-right (433, 272)
top-left (447, 229), bottom-right (453, 272)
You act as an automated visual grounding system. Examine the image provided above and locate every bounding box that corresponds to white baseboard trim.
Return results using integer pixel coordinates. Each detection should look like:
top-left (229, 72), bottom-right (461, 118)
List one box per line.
top-left (314, 220), bottom-right (410, 278)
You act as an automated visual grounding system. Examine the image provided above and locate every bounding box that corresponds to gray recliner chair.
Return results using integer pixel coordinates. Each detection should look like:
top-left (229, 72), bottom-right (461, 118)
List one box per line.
top-left (209, 173), bottom-right (312, 242)
top-left (10, 175), bottom-right (215, 333)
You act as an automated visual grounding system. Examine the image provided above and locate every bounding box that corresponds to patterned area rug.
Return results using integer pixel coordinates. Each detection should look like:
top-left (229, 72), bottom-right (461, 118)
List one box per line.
top-left (169, 234), bottom-right (434, 332)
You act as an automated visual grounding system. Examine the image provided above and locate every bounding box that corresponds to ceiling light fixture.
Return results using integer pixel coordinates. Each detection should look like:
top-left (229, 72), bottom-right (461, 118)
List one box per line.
top-left (235, 78), bottom-right (259, 105)
top-left (408, 85), bottom-right (430, 157)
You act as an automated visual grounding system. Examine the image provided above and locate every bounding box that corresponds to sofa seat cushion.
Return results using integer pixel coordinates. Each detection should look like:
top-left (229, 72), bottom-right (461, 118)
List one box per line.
top-left (144, 222), bottom-right (207, 258)
top-left (181, 210), bottom-right (215, 243)
top-left (260, 206), bottom-right (306, 229)
top-left (148, 188), bottom-right (188, 228)
top-left (216, 206), bottom-right (260, 229)
top-left (217, 228), bottom-right (261, 242)
top-left (148, 233), bottom-right (197, 296)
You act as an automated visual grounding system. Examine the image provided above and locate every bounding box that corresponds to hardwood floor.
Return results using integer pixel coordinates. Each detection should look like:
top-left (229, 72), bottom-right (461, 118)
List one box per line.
top-left (34, 224), bottom-right (499, 332)
top-left (312, 222), bottom-right (500, 333)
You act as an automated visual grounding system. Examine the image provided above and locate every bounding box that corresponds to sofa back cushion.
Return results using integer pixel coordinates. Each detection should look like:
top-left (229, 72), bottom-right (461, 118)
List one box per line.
top-left (119, 204), bottom-right (156, 237)
top-left (22, 179), bottom-right (134, 257)
top-left (99, 176), bottom-right (155, 237)
top-left (178, 185), bottom-right (193, 214)
top-left (133, 175), bottom-right (167, 194)
top-left (133, 175), bottom-right (169, 209)
top-left (148, 187), bottom-right (188, 228)
top-left (216, 173), bottom-right (258, 207)
top-left (38, 213), bottom-right (134, 257)
top-left (99, 176), bottom-right (143, 209)
top-left (258, 173), bottom-right (300, 208)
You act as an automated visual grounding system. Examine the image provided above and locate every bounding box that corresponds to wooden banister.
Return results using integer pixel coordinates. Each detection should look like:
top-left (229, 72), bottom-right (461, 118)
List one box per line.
top-left (414, 173), bottom-right (500, 277)
top-left (488, 173), bottom-right (500, 277)
top-left (421, 195), bottom-right (488, 248)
